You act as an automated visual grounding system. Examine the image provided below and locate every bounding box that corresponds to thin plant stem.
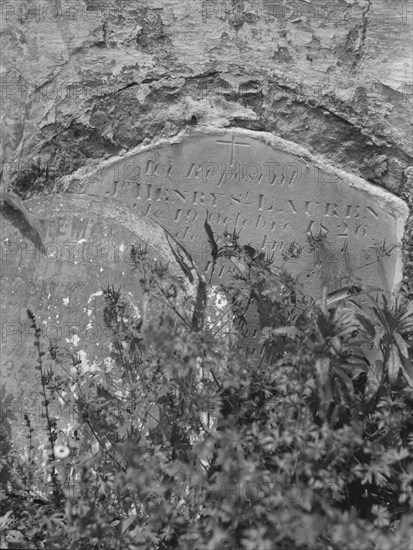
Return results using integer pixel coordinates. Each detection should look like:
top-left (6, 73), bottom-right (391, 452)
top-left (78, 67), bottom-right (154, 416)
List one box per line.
top-left (27, 309), bottom-right (64, 506)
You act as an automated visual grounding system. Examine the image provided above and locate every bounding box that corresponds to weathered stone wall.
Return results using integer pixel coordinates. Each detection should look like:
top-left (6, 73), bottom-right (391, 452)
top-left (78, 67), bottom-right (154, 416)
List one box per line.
top-left (1, 0), bottom-right (412, 465)
top-left (1, 0), bottom-right (411, 197)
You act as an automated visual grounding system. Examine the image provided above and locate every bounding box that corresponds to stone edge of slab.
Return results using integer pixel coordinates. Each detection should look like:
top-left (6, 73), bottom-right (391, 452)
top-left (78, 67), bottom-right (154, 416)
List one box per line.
top-left (24, 193), bottom-right (202, 295)
top-left (61, 126), bottom-right (409, 217)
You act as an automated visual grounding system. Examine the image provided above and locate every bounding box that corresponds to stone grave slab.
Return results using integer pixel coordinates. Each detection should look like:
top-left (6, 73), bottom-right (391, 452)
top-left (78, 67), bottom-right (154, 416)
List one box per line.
top-left (0, 194), bottom-right (200, 445)
top-left (66, 128), bottom-right (409, 298)
top-left (64, 128), bottom-right (409, 357)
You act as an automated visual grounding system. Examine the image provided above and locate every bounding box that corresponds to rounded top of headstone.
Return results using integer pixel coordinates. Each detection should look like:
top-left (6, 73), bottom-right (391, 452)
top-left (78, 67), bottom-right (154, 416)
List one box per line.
top-left (63, 128), bottom-right (409, 296)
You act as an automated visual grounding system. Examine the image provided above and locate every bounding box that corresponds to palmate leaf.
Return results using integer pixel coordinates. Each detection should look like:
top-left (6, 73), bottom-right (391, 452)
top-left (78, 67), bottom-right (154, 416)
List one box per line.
top-left (393, 297), bottom-right (413, 325)
top-left (334, 310), bottom-right (359, 336)
top-left (369, 294), bottom-right (413, 337)
top-left (372, 306), bottom-right (389, 333)
top-left (398, 310), bottom-right (413, 333)
top-left (385, 448), bottom-right (410, 463)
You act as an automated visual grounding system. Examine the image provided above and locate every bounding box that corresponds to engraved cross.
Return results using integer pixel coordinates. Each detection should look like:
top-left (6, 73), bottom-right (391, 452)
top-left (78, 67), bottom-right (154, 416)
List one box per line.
top-left (216, 135), bottom-right (250, 166)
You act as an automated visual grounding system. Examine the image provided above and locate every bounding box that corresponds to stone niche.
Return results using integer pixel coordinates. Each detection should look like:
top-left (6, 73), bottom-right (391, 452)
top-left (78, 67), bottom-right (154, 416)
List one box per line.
top-left (0, 194), bottom-right (200, 442)
top-left (67, 128), bottom-right (408, 301)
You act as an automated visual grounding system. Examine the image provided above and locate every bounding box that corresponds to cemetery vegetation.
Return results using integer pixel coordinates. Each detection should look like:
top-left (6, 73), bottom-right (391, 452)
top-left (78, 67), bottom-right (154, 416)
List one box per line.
top-left (1, 232), bottom-right (413, 550)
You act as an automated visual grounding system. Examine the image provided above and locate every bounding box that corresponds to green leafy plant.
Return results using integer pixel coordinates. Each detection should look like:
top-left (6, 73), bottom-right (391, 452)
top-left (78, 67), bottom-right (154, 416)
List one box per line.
top-left (1, 236), bottom-right (413, 550)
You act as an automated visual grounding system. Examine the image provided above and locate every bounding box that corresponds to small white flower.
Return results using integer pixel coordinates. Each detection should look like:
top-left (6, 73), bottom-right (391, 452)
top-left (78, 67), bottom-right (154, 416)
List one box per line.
top-left (54, 445), bottom-right (70, 459)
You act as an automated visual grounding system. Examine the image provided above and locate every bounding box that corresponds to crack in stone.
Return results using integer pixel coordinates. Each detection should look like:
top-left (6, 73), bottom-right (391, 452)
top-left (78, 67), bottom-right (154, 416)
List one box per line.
top-left (76, 82), bottom-right (141, 104)
top-left (185, 71), bottom-right (221, 82)
top-left (352, 0), bottom-right (372, 70)
top-left (113, 82), bottom-right (139, 95)
top-left (102, 20), bottom-right (108, 47)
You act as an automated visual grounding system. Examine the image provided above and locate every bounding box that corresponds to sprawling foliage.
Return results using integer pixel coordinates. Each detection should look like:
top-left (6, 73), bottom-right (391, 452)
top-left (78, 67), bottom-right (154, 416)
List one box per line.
top-left (1, 238), bottom-right (413, 550)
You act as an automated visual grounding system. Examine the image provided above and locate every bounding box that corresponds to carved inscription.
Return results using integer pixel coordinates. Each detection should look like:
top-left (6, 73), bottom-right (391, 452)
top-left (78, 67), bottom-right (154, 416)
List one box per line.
top-left (74, 131), bottom-right (406, 298)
